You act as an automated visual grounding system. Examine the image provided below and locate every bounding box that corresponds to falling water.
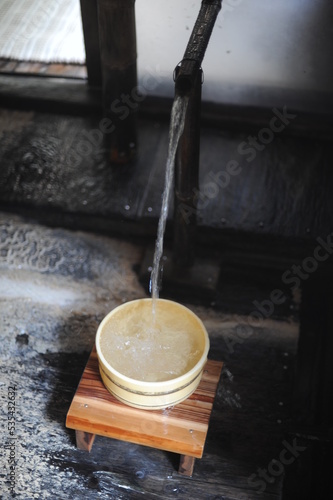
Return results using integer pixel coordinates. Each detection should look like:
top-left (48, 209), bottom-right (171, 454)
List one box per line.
top-left (149, 95), bottom-right (189, 314)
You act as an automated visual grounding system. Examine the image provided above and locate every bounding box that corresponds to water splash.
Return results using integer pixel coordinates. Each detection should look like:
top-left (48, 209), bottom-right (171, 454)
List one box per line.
top-left (149, 95), bottom-right (189, 315)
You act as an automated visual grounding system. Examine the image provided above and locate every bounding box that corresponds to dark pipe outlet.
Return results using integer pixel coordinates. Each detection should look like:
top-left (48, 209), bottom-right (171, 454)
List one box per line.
top-left (174, 0), bottom-right (222, 95)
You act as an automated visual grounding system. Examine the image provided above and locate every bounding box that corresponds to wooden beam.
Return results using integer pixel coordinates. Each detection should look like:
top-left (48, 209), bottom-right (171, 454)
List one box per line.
top-left (80, 0), bottom-right (102, 87)
top-left (97, 0), bottom-right (138, 163)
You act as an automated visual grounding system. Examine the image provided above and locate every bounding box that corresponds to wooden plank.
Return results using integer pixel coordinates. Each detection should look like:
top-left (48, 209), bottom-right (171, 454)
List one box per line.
top-left (13, 62), bottom-right (46, 74)
top-left (44, 64), bottom-right (87, 79)
top-left (66, 347), bottom-right (223, 459)
top-left (0, 59), bottom-right (87, 79)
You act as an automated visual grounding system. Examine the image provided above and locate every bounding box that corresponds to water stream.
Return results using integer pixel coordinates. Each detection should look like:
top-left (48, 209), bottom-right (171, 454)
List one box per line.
top-left (149, 95), bottom-right (189, 316)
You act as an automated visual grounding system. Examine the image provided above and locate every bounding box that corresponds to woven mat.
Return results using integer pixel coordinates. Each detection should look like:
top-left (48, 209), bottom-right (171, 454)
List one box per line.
top-left (0, 0), bottom-right (85, 64)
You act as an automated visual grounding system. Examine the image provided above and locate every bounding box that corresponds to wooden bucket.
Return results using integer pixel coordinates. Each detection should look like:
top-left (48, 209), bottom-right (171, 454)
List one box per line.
top-left (95, 298), bottom-right (210, 410)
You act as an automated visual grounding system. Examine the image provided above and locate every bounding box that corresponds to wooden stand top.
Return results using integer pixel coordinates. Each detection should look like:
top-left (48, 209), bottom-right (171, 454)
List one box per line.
top-left (66, 347), bottom-right (223, 458)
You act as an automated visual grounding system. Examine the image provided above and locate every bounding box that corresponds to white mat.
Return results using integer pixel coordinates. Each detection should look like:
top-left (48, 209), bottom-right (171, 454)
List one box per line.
top-left (0, 0), bottom-right (85, 64)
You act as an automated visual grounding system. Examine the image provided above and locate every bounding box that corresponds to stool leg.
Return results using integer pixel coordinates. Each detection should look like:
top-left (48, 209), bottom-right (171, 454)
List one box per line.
top-left (179, 455), bottom-right (196, 476)
top-left (76, 430), bottom-right (96, 452)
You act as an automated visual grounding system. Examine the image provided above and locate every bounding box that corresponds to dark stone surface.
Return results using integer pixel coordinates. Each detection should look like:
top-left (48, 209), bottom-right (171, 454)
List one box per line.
top-left (0, 213), bottom-right (298, 499)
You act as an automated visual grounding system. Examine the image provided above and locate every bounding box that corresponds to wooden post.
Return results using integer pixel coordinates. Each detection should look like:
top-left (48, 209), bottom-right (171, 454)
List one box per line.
top-left (97, 0), bottom-right (138, 164)
top-left (282, 264), bottom-right (333, 498)
top-left (79, 0), bottom-right (102, 87)
top-left (293, 271), bottom-right (333, 426)
top-left (173, 69), bottom-right (202, 268)
top-left (179, 455), bottom-right (196, 476)
top-left (76, 430), bottom-right (96, 452)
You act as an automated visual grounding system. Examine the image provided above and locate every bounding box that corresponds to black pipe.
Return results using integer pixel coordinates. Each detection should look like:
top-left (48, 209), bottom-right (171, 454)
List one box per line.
top-left (173, 0), bottom-right (222, 267)
top-left (175, 0), bottom-right (222, 94)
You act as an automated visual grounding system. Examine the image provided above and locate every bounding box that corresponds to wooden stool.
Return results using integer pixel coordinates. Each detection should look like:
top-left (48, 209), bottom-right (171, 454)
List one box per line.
top-left (66, 347), bottom-right (223, 477)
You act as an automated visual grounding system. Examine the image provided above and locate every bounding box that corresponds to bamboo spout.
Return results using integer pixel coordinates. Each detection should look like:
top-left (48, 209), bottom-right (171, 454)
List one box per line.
top-left (174, 0), bottom-right (222, 95)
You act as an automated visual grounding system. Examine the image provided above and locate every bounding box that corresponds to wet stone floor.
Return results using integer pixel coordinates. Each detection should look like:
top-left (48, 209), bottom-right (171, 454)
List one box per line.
top-left (0, 212), bottom-right (298, 499)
